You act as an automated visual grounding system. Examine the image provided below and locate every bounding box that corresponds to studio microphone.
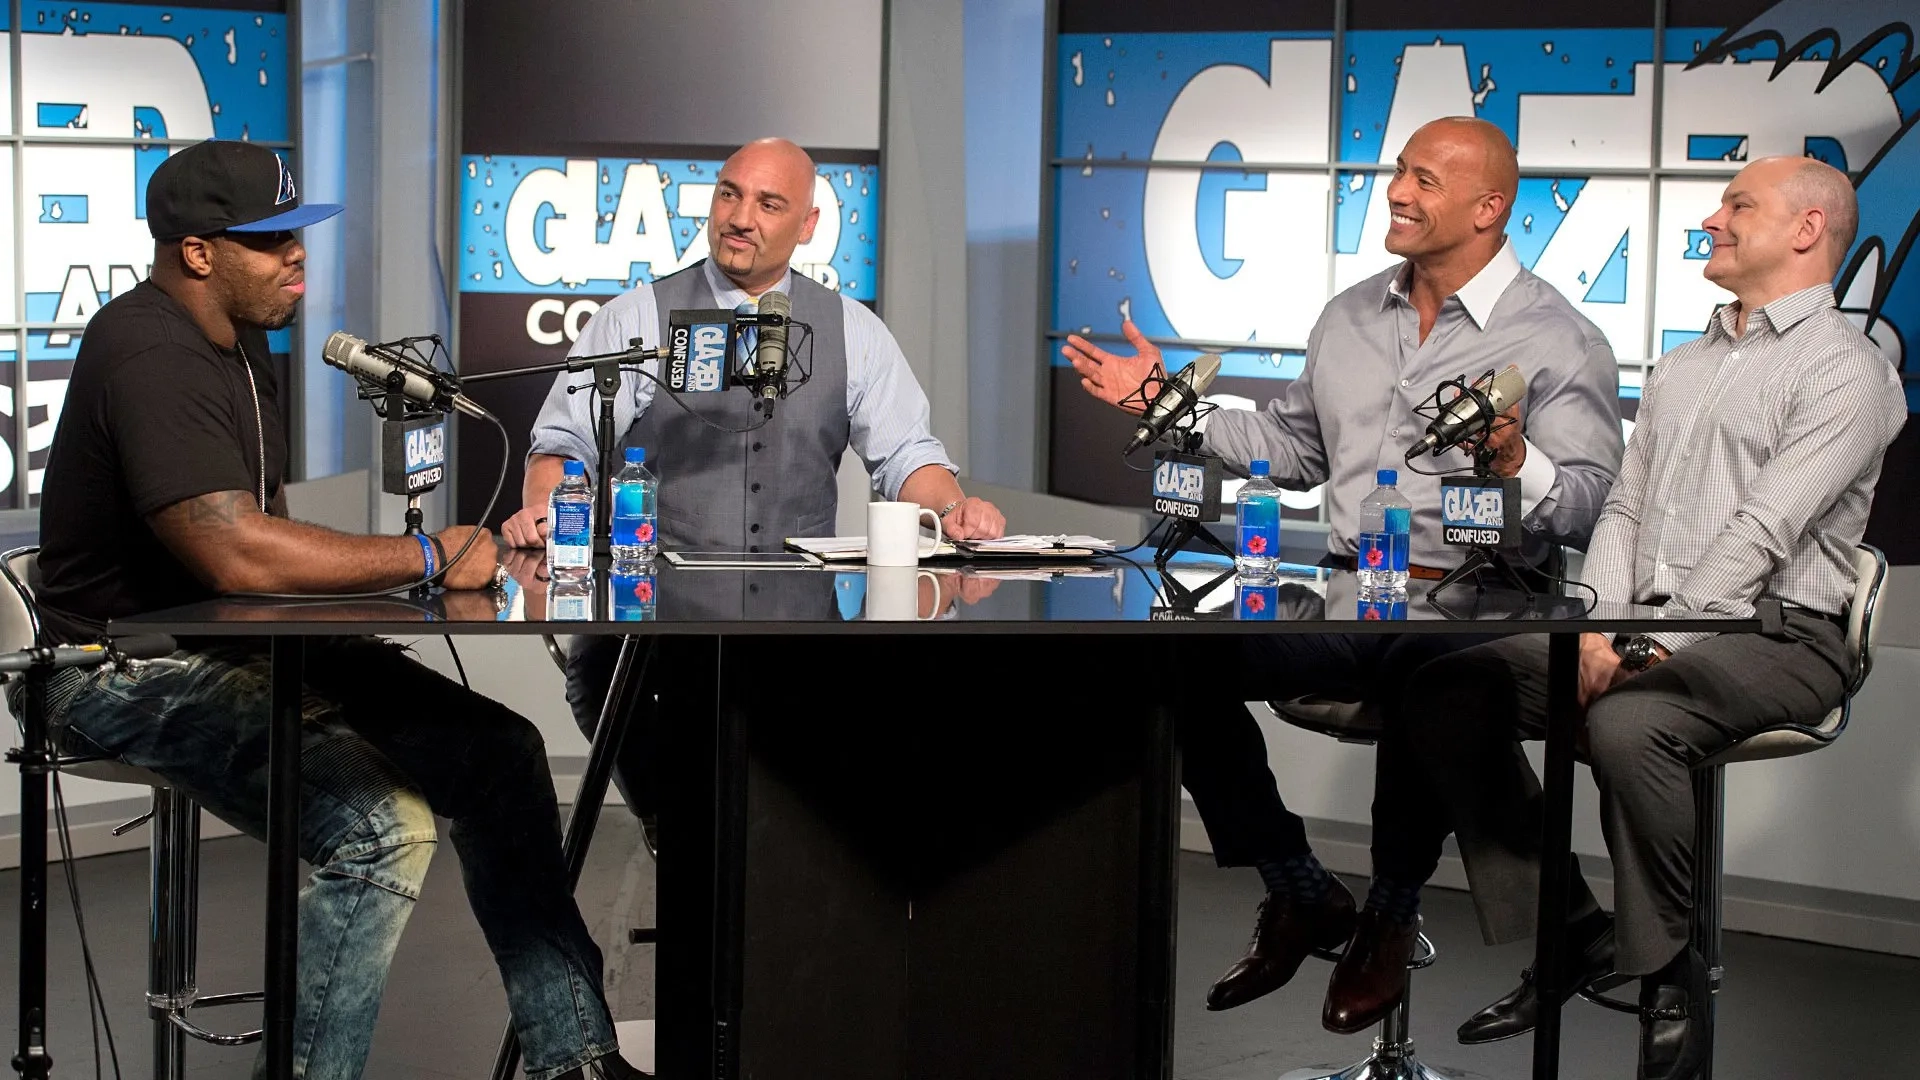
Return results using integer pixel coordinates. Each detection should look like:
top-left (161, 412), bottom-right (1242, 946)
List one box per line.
top-left (1404, 364), bottom-right (1527, 461)
top-left (1123, 353), bottom-right (1222, 455)
top-left (322, 332), bottom-right (492, 420)
top-left (753, 289), bottom-right (792, 400)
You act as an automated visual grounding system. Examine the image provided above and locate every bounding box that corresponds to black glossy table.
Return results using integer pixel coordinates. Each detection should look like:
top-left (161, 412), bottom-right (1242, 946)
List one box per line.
top-left (113, 556), bottom-right (1760, 1080)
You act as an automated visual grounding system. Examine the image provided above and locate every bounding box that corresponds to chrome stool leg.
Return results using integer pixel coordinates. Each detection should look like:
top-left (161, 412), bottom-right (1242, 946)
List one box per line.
top-left (1278, 932), bottom-right (1453, 1080)
top-left (147, 786), bottom-right (199, 1080)
top-left (1692, 766), bottom-right (1726, 1080)
top-left (144, 786), bottom-right (265, 1076)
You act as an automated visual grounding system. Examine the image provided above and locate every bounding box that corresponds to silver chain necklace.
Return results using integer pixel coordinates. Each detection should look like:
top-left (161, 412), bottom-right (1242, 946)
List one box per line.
top-left (236, 340), bottom-right (267, 513)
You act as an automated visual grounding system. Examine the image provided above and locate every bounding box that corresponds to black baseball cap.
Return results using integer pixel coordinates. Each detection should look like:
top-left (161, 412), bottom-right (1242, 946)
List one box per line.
top-left (146, 139), bottom-right (343, 241)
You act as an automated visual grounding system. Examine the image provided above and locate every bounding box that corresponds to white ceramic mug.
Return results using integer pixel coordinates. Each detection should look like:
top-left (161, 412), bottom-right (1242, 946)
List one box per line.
top-left (865, 565), bottom-right (940, 621)
top-left (867, 501), bottom-right (942, 567)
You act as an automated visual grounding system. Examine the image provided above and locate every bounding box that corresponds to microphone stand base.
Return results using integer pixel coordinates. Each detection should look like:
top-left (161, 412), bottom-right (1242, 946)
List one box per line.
top-left (1426, 545), bottom-right (1534, 603)
top-left (1152, 515), bottom-right (1236, 571)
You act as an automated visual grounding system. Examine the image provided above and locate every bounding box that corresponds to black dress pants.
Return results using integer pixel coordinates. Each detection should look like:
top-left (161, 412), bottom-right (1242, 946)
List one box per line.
top-left (1180, 619), bottom-right (1495, 871)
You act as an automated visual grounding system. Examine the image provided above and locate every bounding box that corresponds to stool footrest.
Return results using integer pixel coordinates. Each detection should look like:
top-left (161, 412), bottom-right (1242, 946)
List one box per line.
top-left (164, 991), bottom-right (266, 1047)
top-left (1577, 985), bottom-right (1643, 1016)
top-left (1309, 931), bottom-right (1438, 970)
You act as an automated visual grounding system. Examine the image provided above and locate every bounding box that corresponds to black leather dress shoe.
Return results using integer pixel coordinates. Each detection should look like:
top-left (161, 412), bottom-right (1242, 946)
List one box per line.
top-left (1205, 879), bottom-right (1358, 1011)
top-left (1457, 918), bottom-right (1625, 1044)
top-left (1639, 946), bottom-right (1710, 1080)
top-left (1322, 910), bottom-right (1419, 1034)
top-left (554, 1052), bottom-right (651, 1079)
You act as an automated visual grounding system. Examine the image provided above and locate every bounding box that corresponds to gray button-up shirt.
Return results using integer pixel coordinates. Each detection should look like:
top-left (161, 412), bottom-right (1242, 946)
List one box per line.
top-left (1202, 241), bottom-right (1624, 570)
top-left (1582, 283), bottom-right (1907, 651)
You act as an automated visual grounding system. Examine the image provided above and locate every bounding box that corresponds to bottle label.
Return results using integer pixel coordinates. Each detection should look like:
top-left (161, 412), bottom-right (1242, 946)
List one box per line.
top-left (612, 512), bottom-right (657, 548)
top-left (1237, 495), bottom-right (1279, 560)
top-left (612, 483), bottom-right (655, 547)
top-left (1357, 529), bottom-right (1408, 574)
top-left (552, 500), bottom-right (591, 543)
top-left (550, 499), bottom-right (592, 568)
top-left (1236, 583), bottom-right (1279, 620)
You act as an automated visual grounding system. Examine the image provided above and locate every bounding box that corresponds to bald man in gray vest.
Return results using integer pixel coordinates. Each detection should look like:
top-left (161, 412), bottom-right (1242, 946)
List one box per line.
top-left (506, 138), bottom-right (1005, 828)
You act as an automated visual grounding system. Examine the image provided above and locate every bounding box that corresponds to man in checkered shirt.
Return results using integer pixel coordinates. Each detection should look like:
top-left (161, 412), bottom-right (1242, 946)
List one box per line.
top-left (1328, 157), bottom-right (1905, 1080)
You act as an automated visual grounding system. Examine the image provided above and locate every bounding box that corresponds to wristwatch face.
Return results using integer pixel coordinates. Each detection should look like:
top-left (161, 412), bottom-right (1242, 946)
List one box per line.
top-left (1620, 636), bottom-right (1654, 670)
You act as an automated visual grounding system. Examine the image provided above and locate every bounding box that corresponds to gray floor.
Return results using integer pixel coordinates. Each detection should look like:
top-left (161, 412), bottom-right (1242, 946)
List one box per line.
top-left (4, 815), bottom-right (1917, 1079)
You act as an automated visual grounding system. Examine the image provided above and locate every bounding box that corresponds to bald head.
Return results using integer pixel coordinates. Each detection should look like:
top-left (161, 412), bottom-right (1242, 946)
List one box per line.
top-left (1776, 157), bottom-right (1858, 266)
top-left (708, 137), bottom-right (822, 294)
top-left (722, 138), bottom-right (818, 213)
top-left (1421, 116), bottom-right (1519, 211)
top-left (1701, 155), bottom-right (1858, 305)
top-left (1384, 116), bottom-right (1520, 271)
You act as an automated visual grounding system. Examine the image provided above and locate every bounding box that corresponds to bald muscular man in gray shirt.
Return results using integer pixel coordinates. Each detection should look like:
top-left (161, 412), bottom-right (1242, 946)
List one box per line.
top-left (1067, 117), bottom-right (1624, 1018)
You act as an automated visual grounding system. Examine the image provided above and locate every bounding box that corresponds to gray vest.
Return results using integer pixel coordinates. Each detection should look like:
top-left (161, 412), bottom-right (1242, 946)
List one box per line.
top-left (629, 261), bottom-right (850, 552)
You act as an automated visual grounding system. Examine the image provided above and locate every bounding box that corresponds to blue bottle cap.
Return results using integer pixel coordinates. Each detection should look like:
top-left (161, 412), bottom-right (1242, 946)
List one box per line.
top-left (625, 447), bottom-right (646, 464)
top-left (1377, 468), bottom-right (1397, 486)
top-left (563, 460), bottom-right (586, 476)
top-left (1249, 459), bottom-right (1270, 477)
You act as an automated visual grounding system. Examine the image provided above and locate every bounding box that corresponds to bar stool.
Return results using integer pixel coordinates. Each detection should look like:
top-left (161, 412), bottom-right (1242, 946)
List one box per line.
top-left (1, 546), bottom-right (261, 1079)
top-left (1265, 696), bottom-right (1452, 1080)
top-left (1576, 544), bottom-right (1888, 1080)
top-left (542, 632), bottom-right (658, 860)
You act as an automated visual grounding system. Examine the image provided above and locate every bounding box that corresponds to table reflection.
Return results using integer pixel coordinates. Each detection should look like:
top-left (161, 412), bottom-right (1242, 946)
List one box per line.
top-left (304, 550), bottom-right (1641, 629)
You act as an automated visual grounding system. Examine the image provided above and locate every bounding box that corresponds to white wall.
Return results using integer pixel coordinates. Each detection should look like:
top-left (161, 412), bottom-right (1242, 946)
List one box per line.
top-left (882, 0), bottom-right (972, 471)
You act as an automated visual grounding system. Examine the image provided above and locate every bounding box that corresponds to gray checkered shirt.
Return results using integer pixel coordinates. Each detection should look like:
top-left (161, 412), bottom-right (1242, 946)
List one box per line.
top-left (1582, 283), bottom-right (1907, 651)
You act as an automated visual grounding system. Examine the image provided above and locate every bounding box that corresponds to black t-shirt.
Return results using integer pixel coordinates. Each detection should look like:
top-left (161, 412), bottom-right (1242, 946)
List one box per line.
top-left (37, 281), bottom-right (286, 643)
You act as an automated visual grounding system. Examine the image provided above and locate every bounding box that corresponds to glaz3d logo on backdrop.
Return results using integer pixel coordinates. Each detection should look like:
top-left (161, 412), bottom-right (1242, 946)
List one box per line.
top-left (458, 154), bottom-right (880, 350)
top-left (1052, 2), bottom-right (1920, 410)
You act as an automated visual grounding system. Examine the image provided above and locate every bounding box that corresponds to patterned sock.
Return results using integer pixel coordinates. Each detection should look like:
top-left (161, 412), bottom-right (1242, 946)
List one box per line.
top-left (1364, 876), bottom-right (1422, 925)
top-left (1255, 852), bottom-right (1332, 903)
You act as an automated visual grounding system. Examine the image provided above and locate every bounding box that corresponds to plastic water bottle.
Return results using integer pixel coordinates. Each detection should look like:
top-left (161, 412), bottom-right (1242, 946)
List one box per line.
top-left (610, 447), bottom-right (658, 572)
top-left (1235, 458), bottom-right (1281, 582)
top-left (1357, 468), bottom-right (1412, 592)
top-left (547, 459), bottom-right (593, 581)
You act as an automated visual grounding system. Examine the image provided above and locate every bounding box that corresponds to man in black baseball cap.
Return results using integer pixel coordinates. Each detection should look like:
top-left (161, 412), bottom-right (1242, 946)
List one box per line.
top-left (146, 137), bottom-right (344, 239)
top-left (32, 138), bottom-right (648, 1079)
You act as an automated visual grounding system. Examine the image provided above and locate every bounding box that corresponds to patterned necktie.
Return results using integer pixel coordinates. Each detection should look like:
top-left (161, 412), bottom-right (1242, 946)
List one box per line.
top-left (739, 300), bottom-right (759, 380)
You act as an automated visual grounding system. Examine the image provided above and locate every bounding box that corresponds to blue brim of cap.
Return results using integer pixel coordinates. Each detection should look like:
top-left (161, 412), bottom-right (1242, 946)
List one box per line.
top-left (228, 202), bottom-right (345, 232)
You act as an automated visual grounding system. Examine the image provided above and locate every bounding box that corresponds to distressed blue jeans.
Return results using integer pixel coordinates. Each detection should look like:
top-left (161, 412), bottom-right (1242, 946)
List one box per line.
top-left (47, 636), bottom-right (617, 1080)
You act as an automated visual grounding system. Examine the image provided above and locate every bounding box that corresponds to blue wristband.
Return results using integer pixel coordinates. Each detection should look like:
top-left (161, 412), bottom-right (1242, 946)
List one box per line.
top-left (413, 532), bottom-right (437, 579)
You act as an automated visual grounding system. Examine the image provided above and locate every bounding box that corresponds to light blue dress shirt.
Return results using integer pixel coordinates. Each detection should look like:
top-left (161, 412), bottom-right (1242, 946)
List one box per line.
top-left (528, 262), bottom-right (956, 499)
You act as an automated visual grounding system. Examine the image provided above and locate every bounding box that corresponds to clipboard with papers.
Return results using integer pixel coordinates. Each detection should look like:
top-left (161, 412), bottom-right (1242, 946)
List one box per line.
top-left (784, 534), bottom-right (1117, 563)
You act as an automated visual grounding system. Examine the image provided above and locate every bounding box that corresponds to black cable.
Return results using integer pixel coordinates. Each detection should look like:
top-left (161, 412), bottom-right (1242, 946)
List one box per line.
top-left (50, 772), bottom-right (123, 1080)
top-left (1108, 518), bottom-right (1167, 556)
top-left (570, 358), bottom-right (772, 436)
top-left (227, 411), bottom-right (512, 602)
top-left (1547, 574), bottom-right (1601, 614)
top-left (1105, 550), bottom-right (1172, 606)
top-left (1397, 455), bottom-right (1460, 478)
top-left (443, 636), bottom-right (470, 689)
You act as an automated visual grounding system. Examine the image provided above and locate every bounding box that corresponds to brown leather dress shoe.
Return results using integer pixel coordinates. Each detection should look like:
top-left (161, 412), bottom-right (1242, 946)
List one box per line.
top-left (1205, 878), bottom-right (1358, 1011)
top-left (1322, 909), bottom-right (1420, 1035)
